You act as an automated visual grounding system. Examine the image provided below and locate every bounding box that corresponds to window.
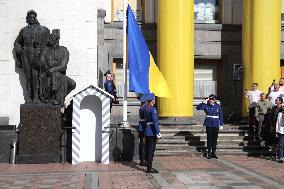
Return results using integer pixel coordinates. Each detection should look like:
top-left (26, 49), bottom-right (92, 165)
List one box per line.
top-left (194, 63), bottom-right (217, 98)
top-left (194, 0), bottom-right (220, 23)
top-left (112, 0), bottom-right (143, 22)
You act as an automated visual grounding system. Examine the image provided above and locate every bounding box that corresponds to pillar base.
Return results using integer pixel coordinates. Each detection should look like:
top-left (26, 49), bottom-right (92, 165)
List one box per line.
top-left (158, 117), bottom-right (196, 126)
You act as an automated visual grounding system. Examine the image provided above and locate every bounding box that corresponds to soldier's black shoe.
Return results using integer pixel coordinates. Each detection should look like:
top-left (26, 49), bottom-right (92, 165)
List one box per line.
top-left (211, 153), bottom-right (218, 159)
top-left (140, 160), bottom-right (147, 166)
top-left (212, 149), bottom-right (218, 159)
top-left (147, 168), bottom-right (159, 173)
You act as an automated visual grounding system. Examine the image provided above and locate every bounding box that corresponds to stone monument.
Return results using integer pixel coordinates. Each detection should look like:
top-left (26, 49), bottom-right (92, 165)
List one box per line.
top-left (15, 10), bottom-right (76, 163)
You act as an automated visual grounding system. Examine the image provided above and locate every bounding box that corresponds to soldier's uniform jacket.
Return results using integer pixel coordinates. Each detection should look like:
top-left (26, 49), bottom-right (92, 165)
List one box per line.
top-left (144, 105), bottom-right (160, 137)
top-left (138, 103), bottom-right (147, 132)
top-left (196, 102), bottom-right (224, 128)
top-left (104, 80), bottom-right (114, 95)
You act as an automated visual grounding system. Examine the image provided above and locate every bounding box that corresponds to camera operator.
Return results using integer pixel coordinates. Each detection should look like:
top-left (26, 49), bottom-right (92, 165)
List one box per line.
top-left (268, 83), bottom-right (284, 106)
top-left (244, 83), bottom-right (262, 135)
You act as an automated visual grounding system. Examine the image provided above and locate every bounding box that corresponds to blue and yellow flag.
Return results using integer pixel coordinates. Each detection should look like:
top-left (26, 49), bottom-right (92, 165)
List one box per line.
top-left (127, 5), bottom-right (171, 97)
top-left (127, 5), bottom-right (150, 94)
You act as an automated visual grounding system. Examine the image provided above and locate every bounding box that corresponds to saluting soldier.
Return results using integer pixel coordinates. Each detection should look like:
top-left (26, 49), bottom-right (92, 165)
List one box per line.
top-left (144, 93), bottom-right (161, 173)
top-left (138, 94), bottom-right (148, 166)
top-left (196, 94), bottom-right (224, 159)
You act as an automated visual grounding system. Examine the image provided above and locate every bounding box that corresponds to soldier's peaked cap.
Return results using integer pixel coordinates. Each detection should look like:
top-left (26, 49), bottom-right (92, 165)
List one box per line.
top-left (146, 93), bottom-right (155, 101)
top-left (140, 94), bottom-right (148, 103)
top-left (104, 70), bottom-right (111, 76)
top-left (209, 94), bottom-right (217, 100)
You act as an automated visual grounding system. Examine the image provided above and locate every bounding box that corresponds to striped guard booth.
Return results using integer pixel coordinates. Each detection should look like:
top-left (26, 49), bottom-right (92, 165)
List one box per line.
top-left (72, 85), bottom-right (113, 164)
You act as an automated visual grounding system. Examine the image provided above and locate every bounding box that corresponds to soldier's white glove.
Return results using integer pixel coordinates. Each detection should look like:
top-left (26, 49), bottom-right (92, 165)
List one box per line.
top-left (203, 98), bottom-right (209, 104)
top-left (157, 133), bottom-right (162, 139)
top-left (219, 126), bottom-right (223, 130)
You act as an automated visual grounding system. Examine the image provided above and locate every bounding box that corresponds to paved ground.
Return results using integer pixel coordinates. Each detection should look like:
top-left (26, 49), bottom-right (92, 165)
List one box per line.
top-left (0, 155), bottom-right (283, 189)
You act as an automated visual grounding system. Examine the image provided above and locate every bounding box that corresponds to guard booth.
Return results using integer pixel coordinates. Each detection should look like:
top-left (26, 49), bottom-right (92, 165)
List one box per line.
top-left (71, 85), bottom-right (113, 164)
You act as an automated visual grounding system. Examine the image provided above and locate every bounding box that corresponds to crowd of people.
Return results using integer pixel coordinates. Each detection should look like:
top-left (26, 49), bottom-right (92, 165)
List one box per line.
top-left (245, 79), bottom-right (284, 163)
top-left (103, 70), bottom-right (284, 165)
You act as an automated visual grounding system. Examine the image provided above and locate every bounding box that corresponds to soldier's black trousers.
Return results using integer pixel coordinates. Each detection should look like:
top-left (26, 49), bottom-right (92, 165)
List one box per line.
top-left (206, 127), bottom-right (219, 150)
top-left (146, 136), bottom-right (156, 163)
top-left (139, 132), bottom-right (145, 161)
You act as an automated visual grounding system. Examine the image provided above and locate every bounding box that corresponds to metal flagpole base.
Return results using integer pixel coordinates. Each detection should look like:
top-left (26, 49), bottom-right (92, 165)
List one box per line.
top-left (121, 121), bottom-right (131, 128)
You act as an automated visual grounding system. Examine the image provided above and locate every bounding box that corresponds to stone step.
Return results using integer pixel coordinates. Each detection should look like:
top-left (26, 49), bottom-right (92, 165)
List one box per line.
top-left (155, 148), bottom-right (272, 156)
top-left (162, 133), bottom-right (249, 137)
top-left (155, 150), bottom-right (200, 156)
top-left (156, 144), bottom-right (268, 150)
top-left (185, 135), bottom-right (254, 141)
top-left (155, 144), bottom-right (269, 152)
top-left (160, 125), bottom-right (249, 130)
top-left (157, 138), bottom-right (263, 146)
top-left (161, 136), bottom-right (186, 140)
top-left (156, 143), bottom-right (191, 148)
top-left (157, 139), bottom-right (189, 144)
top-left (187, 140), bottom-right (264, 146)
top-left (156, 146), bottom-right (194, 151)
top-left (194, 145), bottom-right (269, 150)
top-left (160, 130), bottom-right (248, 134)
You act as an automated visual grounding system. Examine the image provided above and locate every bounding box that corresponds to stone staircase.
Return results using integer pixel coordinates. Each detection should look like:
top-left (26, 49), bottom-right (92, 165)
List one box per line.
top-left (110, 98), bottom-right (272, 156)
top-left (156, 125), bottom-right (272, 156)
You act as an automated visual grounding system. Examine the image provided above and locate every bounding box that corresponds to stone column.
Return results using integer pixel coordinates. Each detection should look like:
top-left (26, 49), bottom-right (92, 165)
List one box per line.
top-left (158, 0), bottom-right (194, 117)
top-left (242, 0), bottom-right (252, 117)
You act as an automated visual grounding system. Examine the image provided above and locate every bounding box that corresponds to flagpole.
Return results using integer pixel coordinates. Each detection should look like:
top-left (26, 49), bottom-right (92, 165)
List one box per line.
top-left (122, 0), bottom-right (129, 127)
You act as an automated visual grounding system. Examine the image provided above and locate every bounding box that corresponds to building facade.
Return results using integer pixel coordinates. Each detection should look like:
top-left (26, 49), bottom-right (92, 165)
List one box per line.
top-left (1, 1), bottom-right (284, 124)
top-left (97, 0), bottom-right (284, 120)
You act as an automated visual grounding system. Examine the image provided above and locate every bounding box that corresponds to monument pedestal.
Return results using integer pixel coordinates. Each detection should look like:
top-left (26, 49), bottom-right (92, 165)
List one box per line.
top-left (17, 104), bottom-right (62, 163)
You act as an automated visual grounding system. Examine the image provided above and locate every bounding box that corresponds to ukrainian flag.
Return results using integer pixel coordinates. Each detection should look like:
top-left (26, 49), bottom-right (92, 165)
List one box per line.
top-left (127, 5), bottom-right (171, 97)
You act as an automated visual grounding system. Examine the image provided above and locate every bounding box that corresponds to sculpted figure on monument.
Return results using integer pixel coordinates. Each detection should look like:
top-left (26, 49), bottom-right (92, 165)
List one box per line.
top-left (40, 29), bottom-right (76, 105)
top-left (14, 10), bottom-right (50, 104)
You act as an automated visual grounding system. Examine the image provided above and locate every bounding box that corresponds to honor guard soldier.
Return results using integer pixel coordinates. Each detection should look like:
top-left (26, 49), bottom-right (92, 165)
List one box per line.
top-left (144, 93), bottom-right (161, 173)
top-left (104, 70), bottom-right (115, 110)
top-left (104, 70), bottom-right (114, 95)
top-left (138, 94), bottom-right (148, 166)
top-left (196, 94), bottom-right (224, 159)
